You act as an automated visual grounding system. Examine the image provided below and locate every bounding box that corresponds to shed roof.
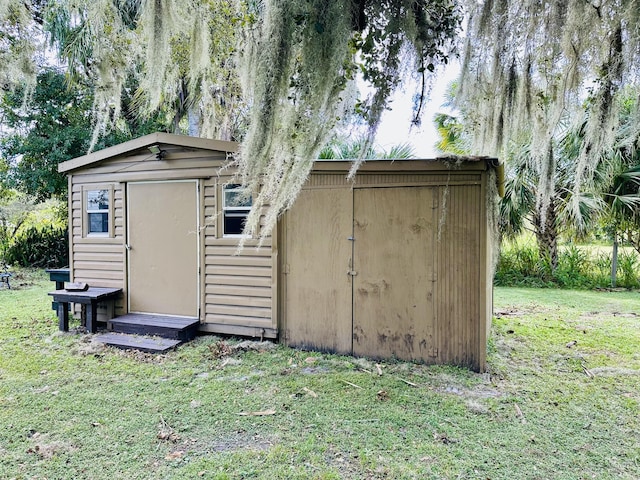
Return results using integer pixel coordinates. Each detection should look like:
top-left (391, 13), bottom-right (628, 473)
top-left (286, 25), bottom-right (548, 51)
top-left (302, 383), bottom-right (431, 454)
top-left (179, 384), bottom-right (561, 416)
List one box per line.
top-left (58, 132), bottom-right (499, 176)
top-left (58, 132), bottom-right (239, 173)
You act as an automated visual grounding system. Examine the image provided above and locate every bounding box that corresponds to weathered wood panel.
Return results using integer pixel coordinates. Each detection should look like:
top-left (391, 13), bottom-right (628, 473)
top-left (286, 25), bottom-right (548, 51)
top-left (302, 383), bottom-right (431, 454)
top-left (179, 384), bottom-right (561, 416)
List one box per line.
top-left (434, 184), bottom-right (482, 370)
top-left (353, 186), bottom-right (437, 362)
top-left (304, 172), bottom-right (482, 188)
top-left (282, 187), bottom-right (353, 354)
top-left (203, 314), bottom-right (275, 329)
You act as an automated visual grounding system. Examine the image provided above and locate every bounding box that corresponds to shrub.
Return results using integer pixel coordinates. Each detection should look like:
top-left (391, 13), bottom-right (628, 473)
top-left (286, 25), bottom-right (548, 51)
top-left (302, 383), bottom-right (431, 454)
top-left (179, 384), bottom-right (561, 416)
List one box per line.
top-left (495, 241), bottom-right (640, 290)
top-left (4, 225), bottom-right (68, 268)
top-left (617, 251), bottom-right (640, 289)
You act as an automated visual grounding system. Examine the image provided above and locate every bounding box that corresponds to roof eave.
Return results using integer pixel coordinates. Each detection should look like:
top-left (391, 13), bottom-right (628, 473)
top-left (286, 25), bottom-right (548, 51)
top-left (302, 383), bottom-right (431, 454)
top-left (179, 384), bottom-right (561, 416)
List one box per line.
top-left (58, 133), bottom-right (239, 173)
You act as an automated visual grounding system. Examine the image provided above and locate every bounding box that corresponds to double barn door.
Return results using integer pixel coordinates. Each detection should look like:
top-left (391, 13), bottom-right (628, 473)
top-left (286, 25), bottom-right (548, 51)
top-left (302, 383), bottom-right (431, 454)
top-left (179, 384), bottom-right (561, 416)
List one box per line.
top-left (283, 186), bottom-right (438, 362)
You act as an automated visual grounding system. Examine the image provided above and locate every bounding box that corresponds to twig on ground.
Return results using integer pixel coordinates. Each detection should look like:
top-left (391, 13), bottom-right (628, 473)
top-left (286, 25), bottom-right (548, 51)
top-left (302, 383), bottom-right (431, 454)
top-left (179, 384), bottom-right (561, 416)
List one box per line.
top-left (341, 380), bottom-right (363, 389)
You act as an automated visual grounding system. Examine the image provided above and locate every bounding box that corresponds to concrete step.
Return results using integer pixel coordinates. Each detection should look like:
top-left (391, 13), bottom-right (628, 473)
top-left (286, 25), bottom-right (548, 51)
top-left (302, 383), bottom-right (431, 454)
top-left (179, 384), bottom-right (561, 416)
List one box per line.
top-left (94, 332), bottom-right (182, 353)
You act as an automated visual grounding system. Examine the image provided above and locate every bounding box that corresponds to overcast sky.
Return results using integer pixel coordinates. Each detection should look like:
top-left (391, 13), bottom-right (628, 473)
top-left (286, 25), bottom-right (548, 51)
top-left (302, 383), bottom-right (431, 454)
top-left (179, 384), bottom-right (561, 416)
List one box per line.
top-left (374, 62), bottom-right (460, 158)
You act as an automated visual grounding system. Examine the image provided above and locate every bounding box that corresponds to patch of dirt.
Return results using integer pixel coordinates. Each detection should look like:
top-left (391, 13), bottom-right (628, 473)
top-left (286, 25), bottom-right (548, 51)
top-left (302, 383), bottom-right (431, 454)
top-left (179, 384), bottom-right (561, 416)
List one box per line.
top-left (208, 340), bottom-right (276, 360)
top-left (494, 305), bottom-right (548, 318)
top-left (26, 432), bottom-right (77, 459)
top-left (72, 337), bottom-right (108, 357)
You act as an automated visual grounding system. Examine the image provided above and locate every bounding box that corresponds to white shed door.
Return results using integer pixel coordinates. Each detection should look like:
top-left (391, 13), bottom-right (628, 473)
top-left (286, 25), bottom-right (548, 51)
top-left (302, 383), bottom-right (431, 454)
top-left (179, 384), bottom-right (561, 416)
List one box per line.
top-left (127, 181), bottom-right (199, 317)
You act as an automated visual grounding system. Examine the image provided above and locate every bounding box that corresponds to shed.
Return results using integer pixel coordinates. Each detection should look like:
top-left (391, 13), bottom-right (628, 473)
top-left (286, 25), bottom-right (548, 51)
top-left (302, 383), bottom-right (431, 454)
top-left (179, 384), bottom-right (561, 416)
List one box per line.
top-left (59, 132), bottom-right (498, 371)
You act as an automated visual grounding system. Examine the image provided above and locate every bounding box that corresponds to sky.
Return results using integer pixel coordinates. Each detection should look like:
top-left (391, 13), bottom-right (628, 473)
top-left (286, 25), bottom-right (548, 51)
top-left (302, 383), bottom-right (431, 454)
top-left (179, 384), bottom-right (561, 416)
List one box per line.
top-left (374, 62), bottom-right (460, 158)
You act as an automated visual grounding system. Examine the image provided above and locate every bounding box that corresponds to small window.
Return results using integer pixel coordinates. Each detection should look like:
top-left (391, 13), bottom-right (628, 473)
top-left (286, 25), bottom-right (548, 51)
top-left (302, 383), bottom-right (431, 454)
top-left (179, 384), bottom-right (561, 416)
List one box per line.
top-left (86, 189), bottom-right (110, 236)
top-left (223, 184), bottom-right (252, 237)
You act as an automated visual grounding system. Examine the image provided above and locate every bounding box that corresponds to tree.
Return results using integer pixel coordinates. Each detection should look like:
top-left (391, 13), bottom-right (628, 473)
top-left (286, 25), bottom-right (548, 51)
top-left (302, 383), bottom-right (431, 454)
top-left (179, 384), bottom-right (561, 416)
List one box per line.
top-left (433, 112), bottom-right (469, 155)
top-left (0, 0), bottom-right (462, 241)
top-left (0, 68), bottom-right (169, 200)
top-left (319, 136), bottom-right (416, 160)
top-left (458, 0), bottom-right (640, 223)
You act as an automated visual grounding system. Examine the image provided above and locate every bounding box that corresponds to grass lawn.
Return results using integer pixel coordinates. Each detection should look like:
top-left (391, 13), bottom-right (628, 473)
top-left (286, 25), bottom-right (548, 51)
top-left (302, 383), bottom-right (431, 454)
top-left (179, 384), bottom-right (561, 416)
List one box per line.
top-left (0, 271), bottom-right (638, 479)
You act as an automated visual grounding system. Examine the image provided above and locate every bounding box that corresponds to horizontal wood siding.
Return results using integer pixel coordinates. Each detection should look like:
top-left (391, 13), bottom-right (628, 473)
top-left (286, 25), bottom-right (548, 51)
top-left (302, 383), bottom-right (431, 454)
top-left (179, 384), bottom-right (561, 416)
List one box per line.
top-left (70, 183), bottom-right (126, 314)
top-left (69, 146), bottom-right (229, 318)
top-left (202, 178), bottom-right (276, 335)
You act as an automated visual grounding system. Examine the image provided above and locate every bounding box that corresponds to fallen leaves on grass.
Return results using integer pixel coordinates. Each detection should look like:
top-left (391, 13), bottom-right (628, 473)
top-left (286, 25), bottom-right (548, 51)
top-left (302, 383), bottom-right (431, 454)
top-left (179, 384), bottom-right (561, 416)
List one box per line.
top-left (208, 340), bottom-right (276, 360)
top-left (165, 450), bottom-right (184, 461)
top-left (377, 390), bottom-right (389, 401)
top-left (433, 432), bottom-right (457, 445)
top-left (303, 387), bottom-right (317, 398)
top-left (157, 416), bottom-right (181, 443)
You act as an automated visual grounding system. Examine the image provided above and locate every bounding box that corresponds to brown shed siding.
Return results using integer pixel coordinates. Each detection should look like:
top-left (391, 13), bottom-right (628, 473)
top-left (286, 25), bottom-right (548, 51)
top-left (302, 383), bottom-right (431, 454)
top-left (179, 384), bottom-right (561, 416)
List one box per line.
top-left (201, 177), bottom-right (277, 338)
top-left (281, 166), bottom-right (493, 371)
top-left (70, 182), bottom-right (127, 313)
top-left (434, 184), bottom-right (483, 369)
top-left (66, 142), bottom-right (276, 333)
top-left (63, 134), bottom-right (494, 370)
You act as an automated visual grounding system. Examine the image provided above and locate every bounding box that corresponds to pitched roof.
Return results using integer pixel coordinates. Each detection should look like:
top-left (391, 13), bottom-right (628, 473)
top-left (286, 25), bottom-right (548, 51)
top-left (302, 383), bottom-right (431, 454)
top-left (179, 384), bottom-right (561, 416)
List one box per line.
top-left (58, 132), bottom-right (238, 173)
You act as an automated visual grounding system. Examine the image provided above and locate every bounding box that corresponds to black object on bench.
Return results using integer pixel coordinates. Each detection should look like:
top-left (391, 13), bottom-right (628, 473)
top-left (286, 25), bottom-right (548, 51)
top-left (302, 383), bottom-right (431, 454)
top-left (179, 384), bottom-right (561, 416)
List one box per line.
top-left (48, 287), bottom-right (123, 333)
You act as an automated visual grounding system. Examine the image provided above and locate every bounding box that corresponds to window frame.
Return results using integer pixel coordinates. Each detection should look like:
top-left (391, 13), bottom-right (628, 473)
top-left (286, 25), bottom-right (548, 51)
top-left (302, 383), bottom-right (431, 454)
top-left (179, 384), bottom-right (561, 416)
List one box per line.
top-left (82, 185), bottom-right (115, 238)
top-left (222, 184), bottom-right (253, 238)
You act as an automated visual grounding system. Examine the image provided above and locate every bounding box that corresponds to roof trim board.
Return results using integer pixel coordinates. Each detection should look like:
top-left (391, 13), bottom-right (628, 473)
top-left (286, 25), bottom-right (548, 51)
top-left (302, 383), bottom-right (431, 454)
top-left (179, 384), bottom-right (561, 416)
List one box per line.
top-left (59, 133), bottom-right (239, 173)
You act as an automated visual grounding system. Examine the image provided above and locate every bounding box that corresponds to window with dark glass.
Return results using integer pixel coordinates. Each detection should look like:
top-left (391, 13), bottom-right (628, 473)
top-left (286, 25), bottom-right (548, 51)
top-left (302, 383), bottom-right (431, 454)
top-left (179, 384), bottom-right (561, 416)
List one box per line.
top-left (87, 189), bottom-right (110, 235)
top-left (223, 185), bottom-right (252, 236)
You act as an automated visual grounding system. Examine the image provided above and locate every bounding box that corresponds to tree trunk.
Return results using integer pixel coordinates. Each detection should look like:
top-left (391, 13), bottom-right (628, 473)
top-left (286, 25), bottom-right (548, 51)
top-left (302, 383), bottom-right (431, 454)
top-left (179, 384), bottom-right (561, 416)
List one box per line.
top-left (611, 233), bottom-right (618, 288)
top-left (534, 199), bottom-right (558, 273)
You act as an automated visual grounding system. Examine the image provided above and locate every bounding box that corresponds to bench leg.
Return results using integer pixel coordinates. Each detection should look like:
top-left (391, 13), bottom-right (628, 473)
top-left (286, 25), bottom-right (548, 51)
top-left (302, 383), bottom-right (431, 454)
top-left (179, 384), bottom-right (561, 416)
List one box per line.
top-left (58, 302), bottom-right (70, 331)
top-left (87, 300), bottom-right (98, 333)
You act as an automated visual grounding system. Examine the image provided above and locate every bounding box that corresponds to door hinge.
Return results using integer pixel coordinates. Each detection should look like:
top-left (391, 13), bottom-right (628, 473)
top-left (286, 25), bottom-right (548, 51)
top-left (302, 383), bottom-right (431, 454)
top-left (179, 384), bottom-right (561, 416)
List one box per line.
top-left (283, 264), bottom-right (290, 274)
top-left (348, 270), bottom-right (358, 276)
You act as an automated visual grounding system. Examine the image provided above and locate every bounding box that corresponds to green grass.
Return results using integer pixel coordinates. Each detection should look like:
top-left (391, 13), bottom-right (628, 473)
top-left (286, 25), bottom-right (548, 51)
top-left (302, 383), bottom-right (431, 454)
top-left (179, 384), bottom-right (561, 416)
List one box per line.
top-left (1, 272), bottom-right (639, 479)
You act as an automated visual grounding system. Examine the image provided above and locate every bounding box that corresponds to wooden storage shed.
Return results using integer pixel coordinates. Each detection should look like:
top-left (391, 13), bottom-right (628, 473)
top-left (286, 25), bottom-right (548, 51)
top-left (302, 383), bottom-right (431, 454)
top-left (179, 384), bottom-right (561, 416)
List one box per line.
top-left (60, 132), bottom-right (498, 371)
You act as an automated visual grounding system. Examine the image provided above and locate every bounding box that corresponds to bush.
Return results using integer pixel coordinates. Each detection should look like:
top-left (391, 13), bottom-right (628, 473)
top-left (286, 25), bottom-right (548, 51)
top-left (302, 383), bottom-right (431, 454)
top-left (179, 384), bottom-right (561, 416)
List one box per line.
top-left (495, 241), bottom-right (640, 289)
top-left (4, 225), bottom-right (68, 268)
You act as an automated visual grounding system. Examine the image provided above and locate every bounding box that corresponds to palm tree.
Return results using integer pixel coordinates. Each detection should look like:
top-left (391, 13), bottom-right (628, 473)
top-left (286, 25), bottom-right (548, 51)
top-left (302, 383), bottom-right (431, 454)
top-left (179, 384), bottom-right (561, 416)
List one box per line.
top-left (319, 136), bottom-right (416, 160)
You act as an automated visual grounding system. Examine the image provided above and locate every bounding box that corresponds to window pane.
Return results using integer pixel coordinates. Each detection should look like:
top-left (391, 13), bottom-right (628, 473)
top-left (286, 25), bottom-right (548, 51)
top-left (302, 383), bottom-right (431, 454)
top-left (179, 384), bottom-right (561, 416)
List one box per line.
top-left (87, 190), bottom-right (109, 211)
top-left (88, 212), bottom-right (109, 233)
top-left (224, 214), bottom-right (247, 235)
top-left (224, 189), bottom-right (252, 208)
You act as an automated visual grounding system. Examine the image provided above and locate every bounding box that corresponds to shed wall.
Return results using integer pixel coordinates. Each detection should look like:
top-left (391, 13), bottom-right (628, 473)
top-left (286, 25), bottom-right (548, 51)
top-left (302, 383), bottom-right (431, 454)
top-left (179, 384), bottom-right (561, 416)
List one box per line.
top-left (281, 167), bottom-right (492, 371)
top-left (68, 145), bottom-right (276, 334)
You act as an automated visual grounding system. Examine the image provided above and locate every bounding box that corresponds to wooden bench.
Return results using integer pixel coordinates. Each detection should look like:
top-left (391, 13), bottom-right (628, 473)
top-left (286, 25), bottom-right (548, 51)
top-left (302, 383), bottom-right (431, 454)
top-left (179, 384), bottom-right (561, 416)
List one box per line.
top-left (48, 287), bottom-right (123, 333)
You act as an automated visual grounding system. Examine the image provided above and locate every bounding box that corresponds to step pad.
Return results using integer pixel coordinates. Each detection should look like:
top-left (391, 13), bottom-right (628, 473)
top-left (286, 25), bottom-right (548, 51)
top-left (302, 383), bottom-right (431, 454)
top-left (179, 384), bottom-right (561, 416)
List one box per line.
top-left (109, 314), bottom-right (199, 341)
top-left (94, 333), bottom-right (181, 353)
